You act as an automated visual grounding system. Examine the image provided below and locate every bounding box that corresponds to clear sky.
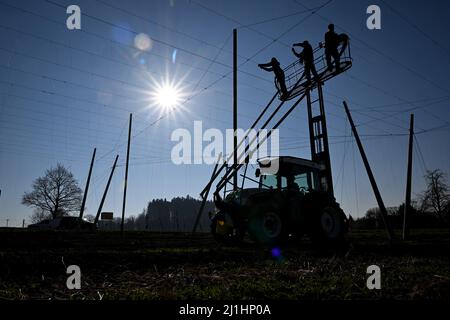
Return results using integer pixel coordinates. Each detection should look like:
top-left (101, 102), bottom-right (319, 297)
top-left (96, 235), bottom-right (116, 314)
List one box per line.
top-left (1, 0), bottom-right (450, 226)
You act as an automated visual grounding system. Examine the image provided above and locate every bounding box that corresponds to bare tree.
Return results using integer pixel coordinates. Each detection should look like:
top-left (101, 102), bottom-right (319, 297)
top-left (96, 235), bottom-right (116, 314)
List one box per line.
top-left (22, 163), bottom-right (82, 219)
top-left (420, 169), bottom-right (450, 222)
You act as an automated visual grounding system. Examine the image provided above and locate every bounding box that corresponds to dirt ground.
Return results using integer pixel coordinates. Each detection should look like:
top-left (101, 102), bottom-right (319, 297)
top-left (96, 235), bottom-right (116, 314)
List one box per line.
top-left (0, 228), bottom-right (449, 300)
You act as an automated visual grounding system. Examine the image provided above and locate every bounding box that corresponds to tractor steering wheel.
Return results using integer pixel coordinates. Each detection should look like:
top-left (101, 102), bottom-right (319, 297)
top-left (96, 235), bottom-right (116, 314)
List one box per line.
top-left (298, 186), bottom-right (307, 194)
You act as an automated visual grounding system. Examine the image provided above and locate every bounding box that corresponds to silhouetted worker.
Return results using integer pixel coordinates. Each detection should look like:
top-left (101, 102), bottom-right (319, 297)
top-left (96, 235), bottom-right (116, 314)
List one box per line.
top-left (324, 24), bottom-right (341, 72)
top-left (292, 40), bottom-right (321, 85)
top-left (286, 175), bottom-right (300, 192)
top-left (338, 33), bottom-right (349, 56)
top-left (258, 58), bottom-right (288, 100)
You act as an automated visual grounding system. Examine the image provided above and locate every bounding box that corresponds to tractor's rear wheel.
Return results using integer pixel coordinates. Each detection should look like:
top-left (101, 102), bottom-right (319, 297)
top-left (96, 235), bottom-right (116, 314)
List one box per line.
top-left (248, 206), bottom-right (287, 245)
top-left (311, 206), bottom-right (347, 245)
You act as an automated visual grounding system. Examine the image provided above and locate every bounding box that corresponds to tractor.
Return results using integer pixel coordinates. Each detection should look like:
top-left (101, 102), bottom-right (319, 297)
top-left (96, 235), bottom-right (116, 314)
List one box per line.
top-left (200, 41), bottom-right (353, 246)
top-left (210, 156), bottom-right (348, 245)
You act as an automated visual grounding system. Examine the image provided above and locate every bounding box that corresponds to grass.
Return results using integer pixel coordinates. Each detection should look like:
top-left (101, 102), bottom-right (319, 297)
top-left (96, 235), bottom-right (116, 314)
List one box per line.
top-left (0, 229), bottom-right (449, 300)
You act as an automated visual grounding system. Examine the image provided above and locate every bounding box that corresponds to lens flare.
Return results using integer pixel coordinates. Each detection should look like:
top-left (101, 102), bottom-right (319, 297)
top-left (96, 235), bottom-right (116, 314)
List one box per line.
top-left (134, 33), bottom-right (152, 51)
top-left (271, 247), bottom-right (282, 258)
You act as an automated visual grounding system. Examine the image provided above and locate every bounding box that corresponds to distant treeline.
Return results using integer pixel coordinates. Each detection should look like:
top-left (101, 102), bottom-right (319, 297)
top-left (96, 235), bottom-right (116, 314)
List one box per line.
top-left (98, 195), bottom-right (214, 232)
top-left (352, 203), bottom-right (450, 229)
top-left (98, 198), bottom-right (450, 231)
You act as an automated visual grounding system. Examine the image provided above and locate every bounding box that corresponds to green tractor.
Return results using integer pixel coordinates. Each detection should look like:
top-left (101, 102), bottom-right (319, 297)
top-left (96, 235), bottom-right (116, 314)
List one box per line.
top-left (210, 156), bottom-right (348, 245)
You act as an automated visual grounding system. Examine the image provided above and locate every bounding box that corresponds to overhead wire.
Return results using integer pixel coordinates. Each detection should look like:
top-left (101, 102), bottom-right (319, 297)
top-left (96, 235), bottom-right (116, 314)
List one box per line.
top-left (380, 0), bottom-right (450, 57)
top-left (293, 0), bottom-right (450, 95)
top-left (3, 0), bottom-right (446, 191)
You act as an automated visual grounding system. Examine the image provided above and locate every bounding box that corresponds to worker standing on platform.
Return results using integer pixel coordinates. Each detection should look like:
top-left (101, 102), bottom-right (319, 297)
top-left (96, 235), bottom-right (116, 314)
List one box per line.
top-left (292, 40), bottom-right (321, 85)
top-left (338, 33), bottom-right (349, 56)
top-left (258, 58), bottom-right (288, 100)
top-left (324, 24), bottom-right (341, 72)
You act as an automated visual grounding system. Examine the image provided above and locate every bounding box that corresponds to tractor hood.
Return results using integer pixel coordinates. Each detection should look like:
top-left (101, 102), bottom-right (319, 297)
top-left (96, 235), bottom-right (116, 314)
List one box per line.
top-left (214, 187), bottom-right (268, 211)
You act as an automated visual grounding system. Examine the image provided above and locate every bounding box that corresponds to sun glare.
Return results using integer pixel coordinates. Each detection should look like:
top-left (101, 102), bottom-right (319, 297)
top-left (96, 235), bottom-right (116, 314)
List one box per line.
top-left (143, 73), bottom-right (191, 119)
top-left (155, 85), bottom-right (181, 110)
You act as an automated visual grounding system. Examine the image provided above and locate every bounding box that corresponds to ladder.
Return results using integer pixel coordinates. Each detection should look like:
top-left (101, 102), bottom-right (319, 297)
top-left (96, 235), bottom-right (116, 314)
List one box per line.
top-left (306, 83), bottom-right (334, 196)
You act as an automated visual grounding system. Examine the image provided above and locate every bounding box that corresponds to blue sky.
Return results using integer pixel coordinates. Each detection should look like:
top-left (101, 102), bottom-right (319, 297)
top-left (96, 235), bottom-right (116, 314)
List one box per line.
top-left (1, 0), bottom-right (450, 225)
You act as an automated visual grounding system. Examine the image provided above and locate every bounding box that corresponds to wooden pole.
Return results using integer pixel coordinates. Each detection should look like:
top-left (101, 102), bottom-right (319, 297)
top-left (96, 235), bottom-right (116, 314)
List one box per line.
top-left (403, 114), bottom-right (414, 240)
top-left (94, 155), bottom-right (119, 225)
top-left (343, 101), bottom-right (395, 241)
top-left (79, 148), bottom-right (96, 220)
top-left (233, 28), bottom-right (238, 191)
top-left (121, 114), bottom-right (132, 234)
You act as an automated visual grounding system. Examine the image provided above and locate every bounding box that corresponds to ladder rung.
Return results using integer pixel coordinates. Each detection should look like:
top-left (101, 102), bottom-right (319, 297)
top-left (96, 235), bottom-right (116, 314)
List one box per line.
top-left (311, 98), bottom-right (320, 104)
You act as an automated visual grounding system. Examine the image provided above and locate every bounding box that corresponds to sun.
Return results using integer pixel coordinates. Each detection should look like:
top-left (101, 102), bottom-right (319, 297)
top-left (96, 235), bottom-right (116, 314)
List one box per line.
top-left (155, 84), bottom-right (181, 110)
top-left (141, 71), bottom-right (191, 120)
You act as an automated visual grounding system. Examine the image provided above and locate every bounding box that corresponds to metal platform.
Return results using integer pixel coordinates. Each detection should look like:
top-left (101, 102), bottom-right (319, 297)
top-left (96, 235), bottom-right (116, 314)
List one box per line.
top-left (275, 42), bottom-right (352, 100)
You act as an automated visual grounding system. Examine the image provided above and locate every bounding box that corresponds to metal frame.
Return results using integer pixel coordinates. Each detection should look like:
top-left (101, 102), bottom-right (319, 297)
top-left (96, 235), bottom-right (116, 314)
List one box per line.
top-left (194, 39), bottom-right (354, 233)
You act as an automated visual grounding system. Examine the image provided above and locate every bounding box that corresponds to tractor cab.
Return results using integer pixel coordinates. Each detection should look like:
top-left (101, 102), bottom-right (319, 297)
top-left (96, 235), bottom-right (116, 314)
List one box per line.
top-left (256, 156), bottom-right (324, 195)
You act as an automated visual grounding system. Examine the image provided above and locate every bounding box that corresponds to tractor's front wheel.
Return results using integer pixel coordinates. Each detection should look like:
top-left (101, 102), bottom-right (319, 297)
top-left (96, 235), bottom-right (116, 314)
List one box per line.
top-left (248, 206), bottom-right (287, 245)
